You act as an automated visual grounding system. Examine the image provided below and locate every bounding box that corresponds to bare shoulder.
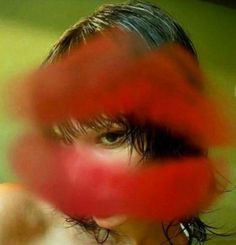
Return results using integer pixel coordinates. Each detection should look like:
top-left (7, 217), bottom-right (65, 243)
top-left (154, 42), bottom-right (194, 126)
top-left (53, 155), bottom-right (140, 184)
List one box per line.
top-left (0, 183), bottom-right (96, 244)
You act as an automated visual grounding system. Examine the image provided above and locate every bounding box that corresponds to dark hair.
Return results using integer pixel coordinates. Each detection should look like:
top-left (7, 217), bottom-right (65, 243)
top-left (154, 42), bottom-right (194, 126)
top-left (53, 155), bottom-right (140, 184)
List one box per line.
top-left (44, 1), bottom-right (215, 244)
top-left (44, 0), bottom-right (197, 64)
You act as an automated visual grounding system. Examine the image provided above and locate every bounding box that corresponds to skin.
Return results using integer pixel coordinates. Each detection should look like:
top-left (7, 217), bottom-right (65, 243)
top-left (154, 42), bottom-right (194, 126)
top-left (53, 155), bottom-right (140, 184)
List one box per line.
top-left (0, 184), bottom-right (95, 245)
top-left (0, 183), bottom-right (52, 244)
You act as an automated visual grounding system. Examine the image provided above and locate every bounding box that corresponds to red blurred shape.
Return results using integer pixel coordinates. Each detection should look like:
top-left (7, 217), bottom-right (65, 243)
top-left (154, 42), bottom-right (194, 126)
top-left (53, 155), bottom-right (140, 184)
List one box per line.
top-left (11, 133), bottom-right (222, 221)
top-left (8, 28), bottom-right (231, 221)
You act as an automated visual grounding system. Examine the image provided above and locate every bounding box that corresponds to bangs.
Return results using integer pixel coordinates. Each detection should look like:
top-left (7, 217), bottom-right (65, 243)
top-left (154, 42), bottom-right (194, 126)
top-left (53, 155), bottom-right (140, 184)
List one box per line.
top-left (49, 114), bottom-right (149, 161)
top-left (51, 114), bottom-right (132, 144)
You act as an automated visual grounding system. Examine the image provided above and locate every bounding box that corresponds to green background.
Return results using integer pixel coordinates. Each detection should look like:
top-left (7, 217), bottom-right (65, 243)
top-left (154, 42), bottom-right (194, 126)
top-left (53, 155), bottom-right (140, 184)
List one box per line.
top-left (0, 0), bottom-right (235, 244)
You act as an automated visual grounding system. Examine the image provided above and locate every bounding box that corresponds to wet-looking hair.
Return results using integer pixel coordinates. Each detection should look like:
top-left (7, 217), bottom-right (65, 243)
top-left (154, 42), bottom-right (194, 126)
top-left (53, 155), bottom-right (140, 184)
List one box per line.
top-left (43, 1), bottom-right (217, 244)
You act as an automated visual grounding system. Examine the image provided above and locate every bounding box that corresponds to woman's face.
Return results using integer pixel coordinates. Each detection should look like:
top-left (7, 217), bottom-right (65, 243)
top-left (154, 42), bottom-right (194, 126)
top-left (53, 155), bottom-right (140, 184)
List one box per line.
top-left (55, 118), bottom-right (144, 229)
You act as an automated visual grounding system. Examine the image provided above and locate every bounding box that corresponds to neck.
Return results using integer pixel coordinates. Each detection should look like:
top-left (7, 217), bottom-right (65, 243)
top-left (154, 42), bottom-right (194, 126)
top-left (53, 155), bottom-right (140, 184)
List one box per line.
top-left (112, 219), bottom-right (188, 245)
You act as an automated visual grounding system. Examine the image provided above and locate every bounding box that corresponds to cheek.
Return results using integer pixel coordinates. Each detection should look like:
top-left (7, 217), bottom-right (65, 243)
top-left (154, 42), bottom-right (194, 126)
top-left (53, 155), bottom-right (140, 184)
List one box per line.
top-left (74, 143), bottom-right (142, 168)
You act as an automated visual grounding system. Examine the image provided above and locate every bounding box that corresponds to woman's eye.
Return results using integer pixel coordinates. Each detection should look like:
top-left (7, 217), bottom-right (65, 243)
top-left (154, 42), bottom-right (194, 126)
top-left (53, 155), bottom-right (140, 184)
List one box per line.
top-left (98, 131), bottom-right (126, 146)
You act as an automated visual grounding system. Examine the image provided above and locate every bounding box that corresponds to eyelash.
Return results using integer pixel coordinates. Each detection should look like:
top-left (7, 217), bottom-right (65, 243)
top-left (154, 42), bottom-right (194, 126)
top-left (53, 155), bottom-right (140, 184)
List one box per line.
top-left (97, 131), bottom-right (128, 147)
